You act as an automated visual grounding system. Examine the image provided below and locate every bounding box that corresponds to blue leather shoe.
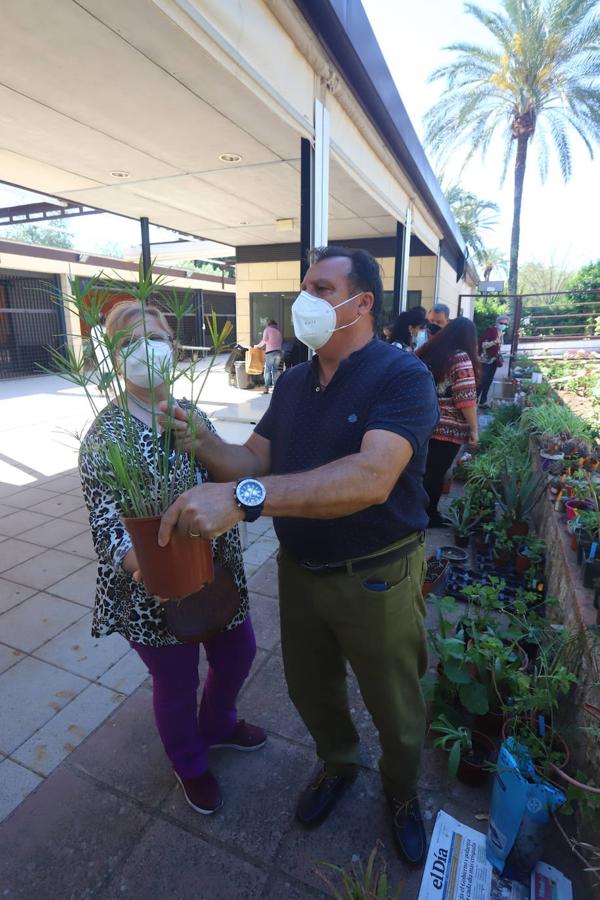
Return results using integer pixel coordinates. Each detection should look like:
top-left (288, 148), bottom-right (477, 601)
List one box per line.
top-left (296, 766), bottom-right (358, 828)
top-left (387, 796), bottom-right (427, 866)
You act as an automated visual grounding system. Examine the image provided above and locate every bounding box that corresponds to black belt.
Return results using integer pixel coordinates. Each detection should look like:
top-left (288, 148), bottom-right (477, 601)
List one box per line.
top-left (300, 533), bottom-right (423, 576)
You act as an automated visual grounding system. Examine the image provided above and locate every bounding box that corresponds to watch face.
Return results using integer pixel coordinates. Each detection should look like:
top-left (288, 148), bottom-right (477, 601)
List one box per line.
top-left (237, 479), bottom-right (266, 507)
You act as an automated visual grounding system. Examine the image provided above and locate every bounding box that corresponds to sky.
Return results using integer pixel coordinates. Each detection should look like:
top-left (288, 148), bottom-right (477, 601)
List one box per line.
top-left (362, 0), bottom-right (600, 273)
top-left (2, 0), bottom-right (598, 273)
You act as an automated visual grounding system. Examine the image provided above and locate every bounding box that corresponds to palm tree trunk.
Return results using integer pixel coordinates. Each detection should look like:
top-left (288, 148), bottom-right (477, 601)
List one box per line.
top-left (508, 135), bottom-right (529, 298)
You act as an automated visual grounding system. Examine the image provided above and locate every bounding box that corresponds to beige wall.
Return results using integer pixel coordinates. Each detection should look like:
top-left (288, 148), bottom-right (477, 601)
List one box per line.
top-left (236, 254), bottom-right (440, 344)
top-left (436, 257), bottom-right (475, 318)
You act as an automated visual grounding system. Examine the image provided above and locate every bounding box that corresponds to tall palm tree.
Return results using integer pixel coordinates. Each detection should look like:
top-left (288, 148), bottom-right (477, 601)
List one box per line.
top-left (477, 247), bottom-right (508, 281)
top-left (424, 0), bottom-right (600, 298)
top-left (444, 183), bottom-right (500, 258)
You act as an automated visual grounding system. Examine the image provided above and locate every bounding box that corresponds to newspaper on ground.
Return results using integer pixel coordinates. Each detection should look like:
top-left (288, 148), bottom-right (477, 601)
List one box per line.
top-left (418, 811), bottom-right (572, 900)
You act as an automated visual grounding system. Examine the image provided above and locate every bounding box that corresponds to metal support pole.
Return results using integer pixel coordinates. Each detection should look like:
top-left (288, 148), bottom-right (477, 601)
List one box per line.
top-left (140, 217), bottom-right (151, 279)
top-left (392, 221), bottom-right (405, 319)
top-left (509, 295), bottom-right (523, 376)
top-left (300, 137), bottom-right (311, 282)
top-left (399, 206), bottom-right (412, 313)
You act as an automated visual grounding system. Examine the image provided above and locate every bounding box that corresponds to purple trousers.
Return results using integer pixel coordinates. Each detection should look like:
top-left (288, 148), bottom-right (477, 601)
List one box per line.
top-left (131, 617), bottom-right (256, 779)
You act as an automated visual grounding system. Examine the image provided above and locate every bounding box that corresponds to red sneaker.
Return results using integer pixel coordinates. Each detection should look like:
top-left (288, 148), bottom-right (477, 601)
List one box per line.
top-left (175, 770), bottom-right (222, 814)
top-left (211, 720), bottom-right (267, 752)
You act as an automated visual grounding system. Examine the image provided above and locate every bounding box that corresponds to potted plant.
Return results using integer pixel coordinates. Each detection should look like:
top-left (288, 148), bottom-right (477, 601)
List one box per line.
top-left (422, 556), bottom-right (449, 596)
top-left (492, 463), bottom-right (544, 537)
top-left (431, 715), bottom-right (496, 787)
top-left (493, 526), bottom-right (517, 566)
top-left (444, 495), bottom-right (482, 547)
top-left (46, 266), bottom-right (233, 597)
top-left (516, 535), bottom-right (546, 576)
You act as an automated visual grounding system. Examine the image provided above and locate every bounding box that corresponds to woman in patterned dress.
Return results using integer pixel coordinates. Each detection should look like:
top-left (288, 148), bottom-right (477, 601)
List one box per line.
top-left (416, 317), bottom-right (480, 528)
top-left (79, 300), bottom-right (264, 816)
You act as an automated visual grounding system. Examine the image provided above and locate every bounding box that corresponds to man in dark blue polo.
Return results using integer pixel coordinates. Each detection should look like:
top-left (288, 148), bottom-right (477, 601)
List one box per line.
top-left (159, 246), bottom-right (439, 866)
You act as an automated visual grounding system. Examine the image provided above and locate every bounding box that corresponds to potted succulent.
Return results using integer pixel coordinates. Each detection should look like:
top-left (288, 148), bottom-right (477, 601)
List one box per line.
top-left (492, 463), bottom-right (544, 537)
top-left (444, 495), bottom-right (482, 547)
top-left (431, 715), bottom-right (496, 787)
top-left (46, 266), bottom-right (233, 597)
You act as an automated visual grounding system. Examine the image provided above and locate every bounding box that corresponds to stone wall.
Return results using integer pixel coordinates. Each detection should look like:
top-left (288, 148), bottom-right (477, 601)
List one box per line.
top-left (532, 456), bottom-right (600, 878)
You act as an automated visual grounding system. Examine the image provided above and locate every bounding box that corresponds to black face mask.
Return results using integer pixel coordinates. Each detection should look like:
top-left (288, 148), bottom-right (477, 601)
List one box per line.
top-left (427, 323), bottom-right (442, 336)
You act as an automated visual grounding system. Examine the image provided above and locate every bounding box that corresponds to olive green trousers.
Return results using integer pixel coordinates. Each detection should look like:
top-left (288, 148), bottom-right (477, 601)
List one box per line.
top-left (278, 535), bottom-right (428, 800)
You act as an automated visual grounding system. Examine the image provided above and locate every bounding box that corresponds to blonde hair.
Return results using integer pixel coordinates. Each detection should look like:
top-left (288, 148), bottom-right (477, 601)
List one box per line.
top-left (104, 300), bottom-right (172, 348)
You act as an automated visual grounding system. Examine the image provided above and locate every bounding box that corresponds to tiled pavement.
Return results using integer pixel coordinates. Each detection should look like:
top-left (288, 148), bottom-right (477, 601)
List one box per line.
top-left (0, 487), bottom-right (587, 897)
top-left (0, 378), bottom-right (588, 898)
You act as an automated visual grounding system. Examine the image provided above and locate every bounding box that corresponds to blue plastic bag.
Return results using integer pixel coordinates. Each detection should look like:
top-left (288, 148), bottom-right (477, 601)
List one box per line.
top-left (486, 738), bottom-right (566, 881)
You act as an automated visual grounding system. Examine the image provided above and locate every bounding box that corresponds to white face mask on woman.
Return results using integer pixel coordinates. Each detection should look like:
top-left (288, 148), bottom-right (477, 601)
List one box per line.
top-left (291, 290), bottom-right (363, 352)
top-left (414, 328), bottom-right (428, 349)
top-left (121, 338), bottom-right (173, 388)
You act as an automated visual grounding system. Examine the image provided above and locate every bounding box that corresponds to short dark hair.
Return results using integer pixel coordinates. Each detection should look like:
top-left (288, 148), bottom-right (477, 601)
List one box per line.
top-left (310, 245), bottom-right (384, 327)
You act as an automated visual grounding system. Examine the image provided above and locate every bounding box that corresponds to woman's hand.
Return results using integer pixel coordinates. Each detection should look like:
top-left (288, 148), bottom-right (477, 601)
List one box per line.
top-left (468, 429), bottom-right (479, 447)
top-left (157, 401), bottom-right (205, 456)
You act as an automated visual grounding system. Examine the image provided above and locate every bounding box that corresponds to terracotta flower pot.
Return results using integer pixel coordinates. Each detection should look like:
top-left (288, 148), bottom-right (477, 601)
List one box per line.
top-left (507, 520), bottom-right (529, 538)
top-left (123, 515), bottom-right (214, 598)
top-left (474, 709), bottom-right (505, 738)
top-left (457, 731), bottom-right (496, 787)
top-left (515, 550), bottom-right (530, 575)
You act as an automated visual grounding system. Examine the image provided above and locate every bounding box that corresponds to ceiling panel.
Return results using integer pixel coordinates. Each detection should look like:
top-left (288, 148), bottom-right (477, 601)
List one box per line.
top-left (199, 161), bottom-right (301, 219)
top-left (0, 0), bottom-right (281, 174)
top-left (79, 0), bottom-right (303, 160)
top-left (363, 215), bottom-right (397, 235)
top-left (328, 218), bottom-right (379, 240)
top-left (0, 86), bottom-right (180, 185)
top-left (329, 161), bottom-right (386, 218)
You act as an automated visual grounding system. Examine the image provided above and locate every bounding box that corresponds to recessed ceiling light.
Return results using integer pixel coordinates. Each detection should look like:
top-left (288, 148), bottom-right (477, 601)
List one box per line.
top-left (219, 153), bottom-right (242, 163)
top-left (110, 170), bottom-right (130, 178)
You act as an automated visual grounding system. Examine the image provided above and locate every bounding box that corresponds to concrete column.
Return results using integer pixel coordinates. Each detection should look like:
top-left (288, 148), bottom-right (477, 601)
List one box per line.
top-left (60, 273), bottom-right (83, 362)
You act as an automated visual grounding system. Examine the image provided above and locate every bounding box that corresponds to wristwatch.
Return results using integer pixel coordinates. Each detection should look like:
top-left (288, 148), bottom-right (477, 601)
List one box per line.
top-left (234, 477), bottom-right (266, 522)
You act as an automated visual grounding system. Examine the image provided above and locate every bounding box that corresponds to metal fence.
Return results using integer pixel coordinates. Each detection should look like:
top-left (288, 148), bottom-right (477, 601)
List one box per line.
top-left (461, 289), bottom-right (600, 373)
top-left (0, 272), bottom-right (66, 380)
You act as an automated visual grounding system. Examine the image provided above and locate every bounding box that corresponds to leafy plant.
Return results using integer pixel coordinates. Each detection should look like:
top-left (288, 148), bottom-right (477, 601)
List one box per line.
top-left (521, 404), bottom-right (594, 442)
top-left (445, 494), bottom-right (483, 537)
top-left (518, 535), bottom-right (546, 563)
top-left (492, 464), bottom-right (544, 524)
top-left (45, 263), bottom-right (233, 518)
top-left (431, 715), bottom-right (472, 781)
top-left (316, 844), bottom-right (402, 900)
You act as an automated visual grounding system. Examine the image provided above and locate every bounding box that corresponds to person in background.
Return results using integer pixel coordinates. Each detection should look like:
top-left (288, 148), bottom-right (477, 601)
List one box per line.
top-left (416, 317), bottom-right (479, 528)
top-left (256, 319), bottom-right (283, 394)
top-left (381, 323), bottom-right (393, 342)
top-left (427, 303), bottom-right (450, 329)
top-left (477, 314), bottom-right (509, 408)
top-left (390, 307), bottom-right (428, 351)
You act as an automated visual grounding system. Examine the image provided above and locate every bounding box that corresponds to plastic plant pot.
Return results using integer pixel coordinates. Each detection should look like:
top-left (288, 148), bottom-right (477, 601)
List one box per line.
top-left (583, 551), bottom-right (600, 589)
top-left (564, 498), bottom-right (593, 522)
top-left (439, 546), bottom-right (469, 566)
top-left (457, 731), bottom-right (496, 787)
top-left (422, 557), bottom-right (449, 597)
top-left (454, 532), bottom-right (471, 548)
top-left (123, 515), bottom-right (214, 598)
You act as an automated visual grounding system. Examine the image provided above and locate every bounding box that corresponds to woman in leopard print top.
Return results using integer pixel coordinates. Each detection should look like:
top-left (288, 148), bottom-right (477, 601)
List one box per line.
top-left (79, 299), bottom-right (265, 815)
